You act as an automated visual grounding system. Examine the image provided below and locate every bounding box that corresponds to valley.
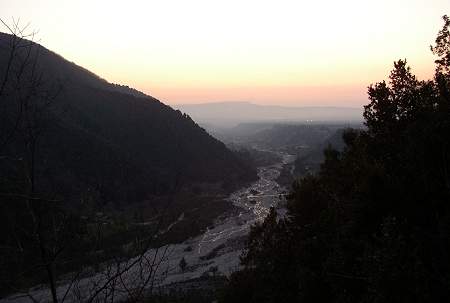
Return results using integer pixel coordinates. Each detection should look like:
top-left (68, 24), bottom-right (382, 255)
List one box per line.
top-left (2, 151), bottom-right (296, 303)
top-left (1, 5), bottom-right (449, 302)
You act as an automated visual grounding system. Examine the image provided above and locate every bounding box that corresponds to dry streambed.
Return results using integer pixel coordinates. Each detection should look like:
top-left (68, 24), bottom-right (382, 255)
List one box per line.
top-left (3, 153), bottom-right (295, 303)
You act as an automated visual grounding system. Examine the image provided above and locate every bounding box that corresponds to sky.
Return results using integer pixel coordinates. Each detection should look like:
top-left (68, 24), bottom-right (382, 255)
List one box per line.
top-left (1, 0), bottom-right (449, 107)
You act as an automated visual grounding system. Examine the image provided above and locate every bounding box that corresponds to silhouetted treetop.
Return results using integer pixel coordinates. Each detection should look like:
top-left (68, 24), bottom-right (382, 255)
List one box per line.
top-left (431, 15), bottom-right (450, 76)
top-left (221, 15), bottom-right (450, 303)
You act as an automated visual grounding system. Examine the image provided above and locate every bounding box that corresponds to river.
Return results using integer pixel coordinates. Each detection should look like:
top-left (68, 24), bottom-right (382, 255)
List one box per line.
top-left (3, 152), bottom-right (296, 302)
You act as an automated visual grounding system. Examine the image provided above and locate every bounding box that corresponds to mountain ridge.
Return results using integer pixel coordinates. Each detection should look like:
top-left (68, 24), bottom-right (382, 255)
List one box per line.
top-left (175, 101), bottom-right (364, 128)
top-left (0, 32), bottom-right (257, 204)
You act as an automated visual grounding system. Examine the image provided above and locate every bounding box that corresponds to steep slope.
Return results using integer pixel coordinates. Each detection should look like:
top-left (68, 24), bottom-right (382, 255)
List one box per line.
top-left (0, 32), bottom-right (256, 204)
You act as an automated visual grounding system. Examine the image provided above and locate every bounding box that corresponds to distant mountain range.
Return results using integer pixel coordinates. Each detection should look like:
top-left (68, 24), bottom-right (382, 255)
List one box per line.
top-left (175, 102), bottom-right (364, 128)
top-left (0, 32), bottom-right (256, 205)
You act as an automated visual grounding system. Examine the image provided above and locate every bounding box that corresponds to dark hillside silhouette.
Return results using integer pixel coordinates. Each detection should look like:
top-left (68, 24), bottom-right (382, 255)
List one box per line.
top-left (0, 28), bottom-right (256, 299)
top-left (0, 31), bottom-right (256, 204)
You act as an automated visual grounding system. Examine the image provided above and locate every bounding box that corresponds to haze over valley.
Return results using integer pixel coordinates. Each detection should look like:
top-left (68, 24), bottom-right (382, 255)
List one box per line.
top-left (175, 102), bottom-right (363, 128)
top-left (1, 1), bottom-right (450, 302)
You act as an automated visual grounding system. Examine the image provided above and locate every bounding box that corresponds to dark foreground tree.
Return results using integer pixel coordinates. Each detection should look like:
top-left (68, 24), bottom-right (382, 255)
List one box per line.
top-left (221, 15), bottom-right (450, 303)
top-left (0, 20), bottom-right (173, 303)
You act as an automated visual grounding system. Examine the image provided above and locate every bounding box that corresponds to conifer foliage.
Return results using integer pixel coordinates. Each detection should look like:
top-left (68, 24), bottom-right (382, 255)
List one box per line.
top-left (221, 15), bottom-right (450, 303)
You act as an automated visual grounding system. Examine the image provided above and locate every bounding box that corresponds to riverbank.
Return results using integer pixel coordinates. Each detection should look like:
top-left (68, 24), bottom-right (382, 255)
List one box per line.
top-left (2, 152), bottom-right (295, 303)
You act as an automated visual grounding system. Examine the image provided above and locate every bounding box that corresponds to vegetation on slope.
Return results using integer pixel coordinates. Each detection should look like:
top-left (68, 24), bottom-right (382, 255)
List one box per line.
top-left (221, 15), bottom-right (450, 303)
top-left (0, 29), bottom-right (256, 297)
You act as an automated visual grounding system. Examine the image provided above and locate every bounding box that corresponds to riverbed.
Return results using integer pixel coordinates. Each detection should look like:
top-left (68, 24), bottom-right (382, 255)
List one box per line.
top-left (3, 152), bottom-right (296, 302)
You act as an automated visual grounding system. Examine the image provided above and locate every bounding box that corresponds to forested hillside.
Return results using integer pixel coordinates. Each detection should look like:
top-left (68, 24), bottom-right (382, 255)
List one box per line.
top-left (0, 30), bottom-right (256, 296)
top-left (0, 32), bottom-right (256, 205)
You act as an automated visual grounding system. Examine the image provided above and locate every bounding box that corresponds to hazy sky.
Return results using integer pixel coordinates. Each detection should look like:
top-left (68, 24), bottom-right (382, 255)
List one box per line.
top-left (1, 0), bottom-right (449, 106)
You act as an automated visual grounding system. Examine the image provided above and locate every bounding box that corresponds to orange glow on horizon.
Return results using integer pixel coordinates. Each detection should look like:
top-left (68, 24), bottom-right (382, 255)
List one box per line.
top-left (139, 85), bottom-right (370, 107)
top-left (1, 0), bottom-right (448, 107)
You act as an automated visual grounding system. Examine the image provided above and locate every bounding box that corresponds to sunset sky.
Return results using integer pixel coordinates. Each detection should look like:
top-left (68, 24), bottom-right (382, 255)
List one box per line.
top-left (1, 0), bottom-right (449, 106)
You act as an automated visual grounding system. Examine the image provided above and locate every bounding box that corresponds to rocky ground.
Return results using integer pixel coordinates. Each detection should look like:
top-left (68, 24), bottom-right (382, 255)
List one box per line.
top-left (2, 152), bottom-right (296, 303)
